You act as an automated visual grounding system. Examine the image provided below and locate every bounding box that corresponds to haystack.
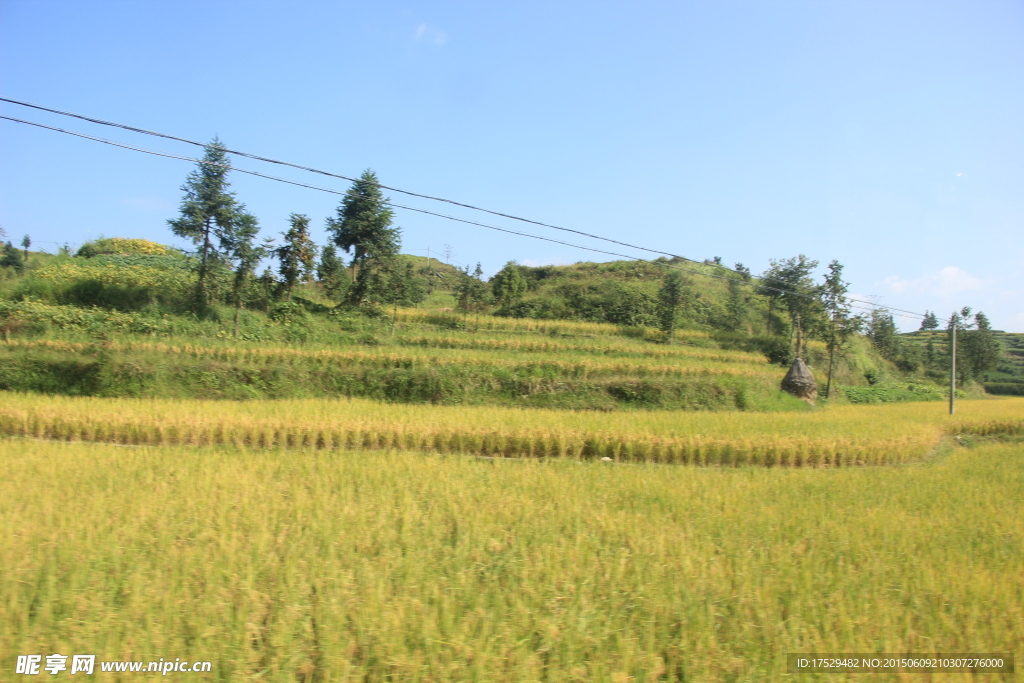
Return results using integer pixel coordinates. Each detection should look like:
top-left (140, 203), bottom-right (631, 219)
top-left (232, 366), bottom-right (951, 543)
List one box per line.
top-left (781, 357), bottom-right (817, 403)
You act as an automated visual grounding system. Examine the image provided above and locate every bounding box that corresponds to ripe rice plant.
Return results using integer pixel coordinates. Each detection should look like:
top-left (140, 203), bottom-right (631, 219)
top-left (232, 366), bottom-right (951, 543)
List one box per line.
top-left (2, 438), bottom-right (1021, 681)
top-left (2, 392), bottom-right (1020, 466)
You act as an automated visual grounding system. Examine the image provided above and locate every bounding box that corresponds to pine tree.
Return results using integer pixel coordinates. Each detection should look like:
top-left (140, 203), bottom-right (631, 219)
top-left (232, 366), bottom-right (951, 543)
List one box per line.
top-left (0, 241), bottom-right (24, 274)
top-left (316, 244), bottom-right (349, 303)
top-left (868, 310), bottom-right (900, 359)
top-left (168, 138), bottom-right (246, 310)
top-left (820, 261), bottom-right (862, 398)
top-left (225, 214), bottom-right (267, 338)
top-left (919, 310), bottom-right (939, 331)
top-left (21, 235), bottom-right (30, 261)
top-left (657, 270), bottom-right (687, 343)
top-left (491, 261), bottom-right (527, 310)
top-left (276, 214), bottom-right (317, 301)
top-left (454, 262), bottom-right (490, 330)
top-left (380, 261), bottom-right (427, 330)
top-left (325, 170), bottom-right (401, 306)
top-left (952, 310), bottom-right (1002, 383)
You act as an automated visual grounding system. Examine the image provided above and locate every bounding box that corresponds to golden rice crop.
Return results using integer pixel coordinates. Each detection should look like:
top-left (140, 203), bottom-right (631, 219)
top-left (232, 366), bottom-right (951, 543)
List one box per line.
top-left (2, 438), bottom-right (1021, 681)
top-left (2, 392), bottom-right (1020, 467)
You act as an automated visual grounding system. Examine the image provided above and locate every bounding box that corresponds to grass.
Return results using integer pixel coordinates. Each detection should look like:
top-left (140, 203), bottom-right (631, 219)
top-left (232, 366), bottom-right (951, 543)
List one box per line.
top-left (2, 436), bottom-right (1021, 681)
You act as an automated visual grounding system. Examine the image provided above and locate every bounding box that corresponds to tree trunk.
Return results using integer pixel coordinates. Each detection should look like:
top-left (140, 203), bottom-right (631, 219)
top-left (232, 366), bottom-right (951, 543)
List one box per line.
top-left (794, 314), bottom-right (802, 358)
top-left (234, 302), bottom-right (241, 338)
top-left (825, 315), bottom-right (836, 399)
top-left (195, 218), bottom-right (213, 309)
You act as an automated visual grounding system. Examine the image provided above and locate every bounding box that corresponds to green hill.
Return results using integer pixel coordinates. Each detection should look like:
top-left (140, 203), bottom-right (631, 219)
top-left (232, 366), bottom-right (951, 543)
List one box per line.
top-left (0, 239), bottom-right (966, 409)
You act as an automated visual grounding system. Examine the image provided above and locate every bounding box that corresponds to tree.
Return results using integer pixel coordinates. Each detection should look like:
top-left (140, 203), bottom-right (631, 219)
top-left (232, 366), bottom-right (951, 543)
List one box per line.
top-left (949, 309), bottom-right (1001, 384)
top-left (0, 242), bottom-right (24, 274)
top-left (379, 260), bottom-right (428, 330)
top-left (657, 270), bottom-right (687, 342)
top-left (225, 214), bottom-right (267, 338)
top-left (326, 170), bottom-right (401, 306)
top-left (919, 310), bottom-right (939, 331)
top-left (316, 244), bottom-right (349, 303)
top-left (491, 261), bottom-right (527, 309)
top-left (21, 235), bottom-right (30, 261)
top-left (868, 309), bottom-right (900, 360)
top-left (820, 261), bottom-right (862, 398)
top-left (168, 138), bottom-right (247, 310)
top-left (725, 279), bottom-right (745, 333)
top-left (759, 255), bottom-right (821, 355)
top-left (454, 262), bottom-right (490, 330)
top-left (276, 213), bottom-right (317, 301)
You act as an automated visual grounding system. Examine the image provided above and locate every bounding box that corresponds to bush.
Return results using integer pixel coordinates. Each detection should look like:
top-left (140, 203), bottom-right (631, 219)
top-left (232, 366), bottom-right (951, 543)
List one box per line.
top-left (76, 238), bottom-right (175, 258)
top-left (984, 383), bottom-right (1024, 396)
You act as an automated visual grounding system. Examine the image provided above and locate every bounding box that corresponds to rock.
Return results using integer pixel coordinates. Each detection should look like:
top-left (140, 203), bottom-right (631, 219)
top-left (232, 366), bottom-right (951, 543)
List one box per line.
top-left (781, 357), bottom-right (818, 403)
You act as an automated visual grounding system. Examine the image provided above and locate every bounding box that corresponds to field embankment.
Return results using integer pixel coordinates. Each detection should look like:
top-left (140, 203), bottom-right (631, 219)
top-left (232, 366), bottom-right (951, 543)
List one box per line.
top-left (0, 318), bottom-right (802, 410)
top-left (2, 437), bottom-right (1021, 681)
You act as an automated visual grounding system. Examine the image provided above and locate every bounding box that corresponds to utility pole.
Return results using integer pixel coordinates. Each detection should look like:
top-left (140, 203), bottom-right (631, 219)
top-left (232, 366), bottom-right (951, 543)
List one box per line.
top-left (949, 316), bottom-right (956, 415)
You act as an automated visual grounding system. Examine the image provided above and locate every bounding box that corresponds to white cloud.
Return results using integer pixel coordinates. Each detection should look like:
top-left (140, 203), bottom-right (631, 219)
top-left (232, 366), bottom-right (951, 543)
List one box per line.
top-left (414, 23), bottom-right (447, 46)
top-left (881, 266), bottom-right (983, 298)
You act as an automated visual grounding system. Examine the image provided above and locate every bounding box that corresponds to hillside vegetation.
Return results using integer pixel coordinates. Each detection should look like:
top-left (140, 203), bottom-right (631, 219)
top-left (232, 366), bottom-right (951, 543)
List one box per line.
top-left (0, 236), bottom-right (972, 410)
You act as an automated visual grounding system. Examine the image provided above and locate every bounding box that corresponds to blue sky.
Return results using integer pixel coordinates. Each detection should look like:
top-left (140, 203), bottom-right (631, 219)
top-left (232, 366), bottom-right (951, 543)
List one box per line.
top-left (1, 0), bottom-right (1021, 330)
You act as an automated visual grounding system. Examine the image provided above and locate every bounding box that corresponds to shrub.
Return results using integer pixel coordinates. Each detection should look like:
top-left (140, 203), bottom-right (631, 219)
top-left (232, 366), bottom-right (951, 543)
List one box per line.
top-left (76, 238), bottom-right (175, 258)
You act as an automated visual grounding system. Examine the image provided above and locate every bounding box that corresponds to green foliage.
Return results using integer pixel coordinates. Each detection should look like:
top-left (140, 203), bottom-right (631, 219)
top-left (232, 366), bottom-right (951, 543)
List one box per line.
top-left (491, 261), bottom-right (528, 309)
top-left (168, 138), bottom-right (256, 310)
top-left (0, 300), bottom-right (172, 335)
top-left (840, 381), bottom-right (947, 404)
top-left (868, 310), bottom-right (900, 359)
top-left (379, 261), bottom-right (428, 308)
top-left (919, 310), bottom-right (939, 330)
top-left (326, 170), bottom-right (401, 306)
top-left (758, 255), bottom-right (822, 345)
top-left (453, 263), bottom-right (490, 318)
top-left (76, 237), bottom-right (174, 258)
top-left (1, 242), bottom-right (25, 275)
top-left (656, 270), bottom-right (686, 341)
top-left (820, 261), bottom-right (863, 397)
top-left (275, 213), bottom-right (317, 300)
top-left (949, 309), bottom-right (1002, 383)
top-left (18, 255), bottom-right (198, 311)
top-left (316, 244), bottom-right (349, 302)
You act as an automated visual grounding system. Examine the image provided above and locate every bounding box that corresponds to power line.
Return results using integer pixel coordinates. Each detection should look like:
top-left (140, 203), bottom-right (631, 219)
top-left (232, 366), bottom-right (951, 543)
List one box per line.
top-left (0, 95), bottom-right (920, 315)
top-left (0, 112), bottom-right (925, 320)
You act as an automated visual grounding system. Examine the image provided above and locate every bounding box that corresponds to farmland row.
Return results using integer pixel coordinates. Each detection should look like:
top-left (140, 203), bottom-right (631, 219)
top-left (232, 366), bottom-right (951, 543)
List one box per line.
top-left (394, 334), bottom-right (767, 363)
top-left (2, 394), bottom-right (1021, 466)
top-left (4, 338), bottom-right (777, 379)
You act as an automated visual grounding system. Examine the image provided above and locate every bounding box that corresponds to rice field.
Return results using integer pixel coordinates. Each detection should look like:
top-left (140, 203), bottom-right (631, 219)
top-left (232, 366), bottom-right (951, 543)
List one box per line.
top-left (1, 392), bottom-right (1021, 467)
top-left (3, 338), bottom-right (778, 380)
top-left (2, 436), bottom-right (1021, 681)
